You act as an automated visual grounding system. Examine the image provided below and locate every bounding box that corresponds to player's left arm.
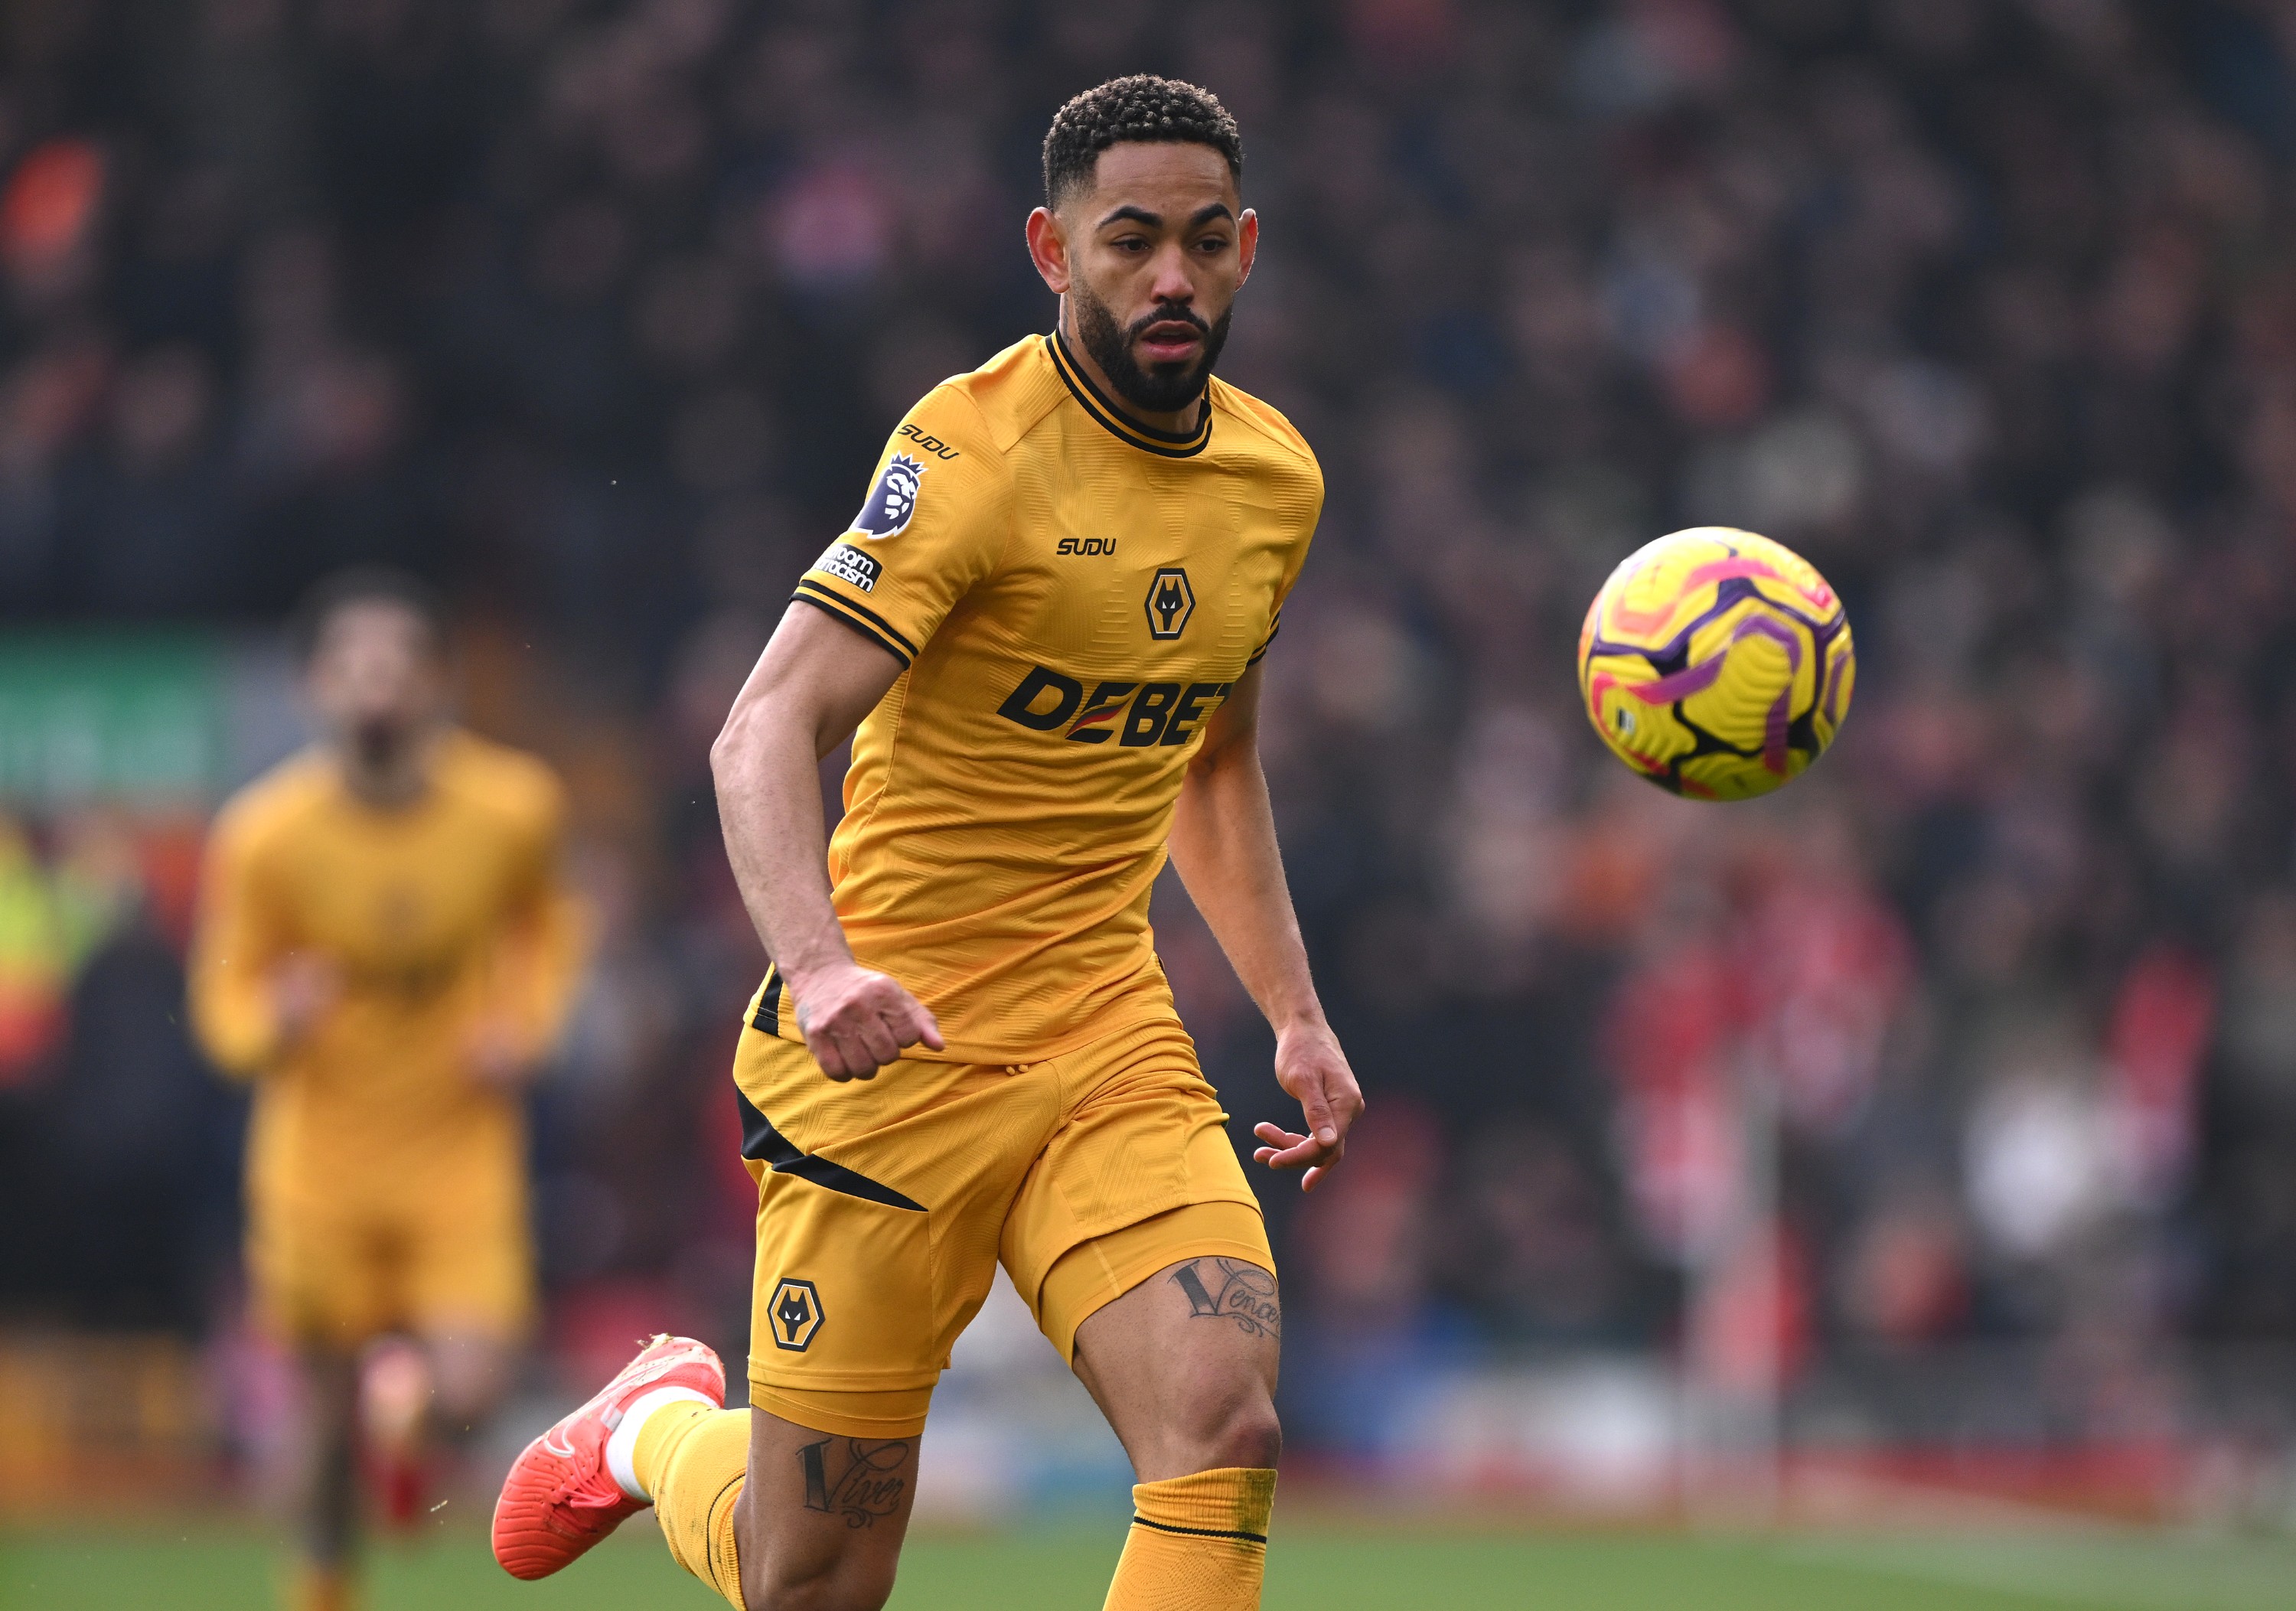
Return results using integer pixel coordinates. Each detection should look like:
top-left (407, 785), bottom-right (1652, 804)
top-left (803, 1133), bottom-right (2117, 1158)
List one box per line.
top-left (1169, 660), bottom-right (1363, 1192)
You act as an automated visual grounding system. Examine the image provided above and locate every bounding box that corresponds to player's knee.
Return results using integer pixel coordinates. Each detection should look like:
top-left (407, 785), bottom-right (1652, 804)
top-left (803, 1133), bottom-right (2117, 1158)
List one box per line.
top-left (430, 1358), bottom-right (508, 1427)
top-left (740, 1583), bottom-right (882, 1611)
top-left (742, 1567), bottom-right (897, 1611)
top-left (1191, 1393), bottom-right (1281, 1472)
top-left (739, 1537), bottom-right (898, 1611)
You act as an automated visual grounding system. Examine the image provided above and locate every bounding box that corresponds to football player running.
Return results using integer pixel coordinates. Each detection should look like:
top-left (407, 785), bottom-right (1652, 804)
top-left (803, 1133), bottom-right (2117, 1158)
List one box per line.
top-left (494, 76), bottom-right (1360, 1611)
top-left (193, 571), bottom-right (586, 1611)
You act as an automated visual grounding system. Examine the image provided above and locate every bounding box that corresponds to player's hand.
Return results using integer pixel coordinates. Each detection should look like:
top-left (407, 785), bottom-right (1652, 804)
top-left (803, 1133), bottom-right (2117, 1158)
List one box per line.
top-left (1254, 1019), bottom-right (1362, 1192)
top-left (270, 953), bottom-right (340, 1046)
top-left (788, 960), bottom-right (944, 1081)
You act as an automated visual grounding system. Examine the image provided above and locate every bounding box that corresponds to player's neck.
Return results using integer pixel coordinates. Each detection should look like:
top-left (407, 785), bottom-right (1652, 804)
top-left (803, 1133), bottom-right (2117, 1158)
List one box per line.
top-left (333, 725), bottom-right (439, 809)
top-left (1055, 305), bottom-right (1205, 439)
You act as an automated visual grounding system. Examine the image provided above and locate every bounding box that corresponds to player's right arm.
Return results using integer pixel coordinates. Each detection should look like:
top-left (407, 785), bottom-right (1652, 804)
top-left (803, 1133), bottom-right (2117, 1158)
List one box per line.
top-left (187, 794), bottom-right (328, 1078)
top-left (711, 604), bottom-right (944, 1081)
top-left (716, 383), bottom-right (1004, 1080)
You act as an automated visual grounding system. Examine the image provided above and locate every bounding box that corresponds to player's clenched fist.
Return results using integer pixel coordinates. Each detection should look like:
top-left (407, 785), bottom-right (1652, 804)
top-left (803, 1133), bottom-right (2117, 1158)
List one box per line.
top-left (788, 960), bottom-right (944, 1081)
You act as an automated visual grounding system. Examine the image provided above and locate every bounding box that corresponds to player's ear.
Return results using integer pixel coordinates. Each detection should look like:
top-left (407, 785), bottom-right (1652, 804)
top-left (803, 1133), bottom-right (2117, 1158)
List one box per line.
top-left (1236, 207), bottom-right (1258, 290)
top-left (1026, 206), bottom-right (1071, 295)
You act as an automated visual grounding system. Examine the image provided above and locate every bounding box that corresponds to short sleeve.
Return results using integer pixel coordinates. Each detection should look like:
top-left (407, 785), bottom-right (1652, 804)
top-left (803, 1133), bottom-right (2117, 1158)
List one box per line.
top-left (1247, 454), bottom-right (1322, 666)
top-left (791, 386), bottom-right (1009, 666)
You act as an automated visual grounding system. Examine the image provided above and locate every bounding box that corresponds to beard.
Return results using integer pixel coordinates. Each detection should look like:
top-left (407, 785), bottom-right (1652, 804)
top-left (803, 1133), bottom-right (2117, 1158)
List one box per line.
top-left (1070, 279), bottom-right (1231, 417)
top-left (351, 713), bottom-right (411, 773)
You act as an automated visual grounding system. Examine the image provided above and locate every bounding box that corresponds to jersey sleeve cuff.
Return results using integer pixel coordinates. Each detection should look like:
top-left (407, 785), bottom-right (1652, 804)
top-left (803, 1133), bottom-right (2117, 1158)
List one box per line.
top-left (791, 580), bottom-right (919, 666)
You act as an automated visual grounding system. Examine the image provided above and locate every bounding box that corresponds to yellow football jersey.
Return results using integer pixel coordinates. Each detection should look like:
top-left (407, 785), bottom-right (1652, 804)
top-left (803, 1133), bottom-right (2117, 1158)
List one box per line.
top-left (759, 331), bottom-right (1321, 1061)
top-left (189, 729), bottom-right (585, 1213)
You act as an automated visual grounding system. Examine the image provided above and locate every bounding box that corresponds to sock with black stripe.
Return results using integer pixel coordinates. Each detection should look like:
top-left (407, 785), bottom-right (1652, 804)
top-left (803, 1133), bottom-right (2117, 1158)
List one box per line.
top-left (1101, 1466), bottom-right (1277, 1611)
top-left (634, 1404), bottom-right (752, 1609)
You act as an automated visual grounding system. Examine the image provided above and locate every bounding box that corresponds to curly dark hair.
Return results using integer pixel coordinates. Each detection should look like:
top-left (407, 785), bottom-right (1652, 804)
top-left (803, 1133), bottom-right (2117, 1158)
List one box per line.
top-left (1042, 75), bottom-right (1243, 210)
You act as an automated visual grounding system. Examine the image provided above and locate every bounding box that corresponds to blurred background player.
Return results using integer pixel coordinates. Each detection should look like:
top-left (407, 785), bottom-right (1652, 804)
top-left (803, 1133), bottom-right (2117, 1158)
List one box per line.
top-left (188, 569), bottom-right (587, 1611)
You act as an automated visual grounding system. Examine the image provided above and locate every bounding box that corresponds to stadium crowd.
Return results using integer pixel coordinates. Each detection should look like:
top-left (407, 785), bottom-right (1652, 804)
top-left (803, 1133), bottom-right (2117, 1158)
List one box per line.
top-left (5, 0), bottom-right (2296, 1458)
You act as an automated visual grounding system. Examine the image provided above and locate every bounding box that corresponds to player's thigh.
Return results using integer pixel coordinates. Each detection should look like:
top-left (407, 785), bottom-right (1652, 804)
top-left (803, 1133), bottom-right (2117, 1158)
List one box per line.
top-left (249, 1197), bottom-right (393, 1352)
top-left (734, 1406), bottom-right (918, 1611)
top-left (420, 1330), bottom-right (514, 1423)
top-left (1069, 1235), bottom-right (1283, 1482)
top-left (1006, 1026), bottom-right (1283, 1479)
top-left (1003, 1020), bottom-right (1270, 1367)
top-left (403, 1174), bottom-right (533, 1402)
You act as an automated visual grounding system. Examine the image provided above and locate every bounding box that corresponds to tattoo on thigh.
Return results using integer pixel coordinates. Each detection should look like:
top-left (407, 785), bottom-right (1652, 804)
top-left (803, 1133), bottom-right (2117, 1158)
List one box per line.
top-left (797, 1437), bottom-right (908, 1528)
top-left (1169, 1257), bottom-right (1281, 1341)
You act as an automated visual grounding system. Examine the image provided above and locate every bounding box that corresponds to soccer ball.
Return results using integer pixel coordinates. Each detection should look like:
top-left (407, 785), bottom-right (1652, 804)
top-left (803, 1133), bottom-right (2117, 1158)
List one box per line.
top-left (1577, 527), bottom-right (1854, 801)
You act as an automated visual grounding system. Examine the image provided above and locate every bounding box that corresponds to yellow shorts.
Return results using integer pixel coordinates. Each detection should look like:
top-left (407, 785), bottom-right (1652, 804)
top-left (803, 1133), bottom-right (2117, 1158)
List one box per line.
top-left (734, 1012), bottom-right (1273, 1439)
top-left (246, 1173), bottom-right (534, 1352)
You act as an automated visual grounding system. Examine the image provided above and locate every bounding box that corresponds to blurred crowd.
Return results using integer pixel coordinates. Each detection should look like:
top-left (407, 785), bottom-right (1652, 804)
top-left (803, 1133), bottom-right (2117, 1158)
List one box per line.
top-left (5, 0), bottom-right (2296, 1454)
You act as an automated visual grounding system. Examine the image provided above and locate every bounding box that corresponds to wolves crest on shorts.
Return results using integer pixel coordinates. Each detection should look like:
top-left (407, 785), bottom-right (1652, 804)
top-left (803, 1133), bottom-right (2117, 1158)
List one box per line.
top-left (768, 1277), bottom-right (824, 1351)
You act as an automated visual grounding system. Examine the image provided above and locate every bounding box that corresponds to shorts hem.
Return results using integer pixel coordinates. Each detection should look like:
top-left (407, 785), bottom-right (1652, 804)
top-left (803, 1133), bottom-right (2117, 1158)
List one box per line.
top-left (746, 1381), bottom-right (933, 1440)
top-left (748, 1364), bottom-right (942, 1394)
top-left (1052, 1235), bottom-right (1272, 1363)
top-left (1033, 1198), bottom-right (1272, 1365)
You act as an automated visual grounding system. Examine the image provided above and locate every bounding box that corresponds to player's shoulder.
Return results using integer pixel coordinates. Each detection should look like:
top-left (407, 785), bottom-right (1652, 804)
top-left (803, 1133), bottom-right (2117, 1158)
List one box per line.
top-left (1209, 377), bottom-right (1320, 475)
top-left (1209, 379), bottom-right (1323, 535)
top-left (211, 748), bottom-right (334, 849)
top-left (919, 335), bottom-right (1067, 457)
top-left (434, 729), bottom-right (566, 829)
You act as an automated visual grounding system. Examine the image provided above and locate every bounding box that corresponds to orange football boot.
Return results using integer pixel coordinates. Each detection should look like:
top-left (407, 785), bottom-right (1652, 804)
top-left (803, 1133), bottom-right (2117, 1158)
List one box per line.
top-left (491, 1334), bottom-right (725, 1580)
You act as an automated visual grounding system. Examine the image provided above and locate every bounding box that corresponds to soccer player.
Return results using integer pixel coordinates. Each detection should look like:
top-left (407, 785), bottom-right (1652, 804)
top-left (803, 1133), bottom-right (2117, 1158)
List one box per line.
top-left (191, 569), bottom-right (586, 1611)
top-left (492, 76), bottom-right (1361, 1611)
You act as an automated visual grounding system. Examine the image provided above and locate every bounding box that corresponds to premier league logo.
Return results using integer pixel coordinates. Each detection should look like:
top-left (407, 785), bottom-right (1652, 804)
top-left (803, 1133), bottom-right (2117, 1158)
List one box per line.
top-left (850, 453), bottom-right (926, 538)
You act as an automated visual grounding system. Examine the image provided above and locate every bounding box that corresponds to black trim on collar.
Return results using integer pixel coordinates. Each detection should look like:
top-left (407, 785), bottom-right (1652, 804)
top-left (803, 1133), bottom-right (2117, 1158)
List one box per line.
top-left (1045, 332), bottom-right (1213, 459)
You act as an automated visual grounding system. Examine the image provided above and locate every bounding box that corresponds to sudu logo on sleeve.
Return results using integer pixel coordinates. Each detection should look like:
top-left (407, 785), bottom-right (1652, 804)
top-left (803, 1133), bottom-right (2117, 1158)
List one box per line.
top-left (850, 453), bottom-right (928, 538)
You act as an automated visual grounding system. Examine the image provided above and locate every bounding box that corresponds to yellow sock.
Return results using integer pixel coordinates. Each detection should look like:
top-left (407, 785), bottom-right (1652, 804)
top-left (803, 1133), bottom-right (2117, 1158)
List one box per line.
top-left (634, 1404), bottom-right (751, 1609)
top-left (1103, 1466), bottom-right (1277, 1611)
top-left (285, 1560), bottom-right (355, 1611)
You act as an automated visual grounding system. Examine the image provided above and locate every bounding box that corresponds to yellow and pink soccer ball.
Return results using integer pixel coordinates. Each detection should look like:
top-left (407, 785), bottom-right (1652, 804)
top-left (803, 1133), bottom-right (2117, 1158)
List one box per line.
top-left (1577, 527), bottom-right (1854, 801)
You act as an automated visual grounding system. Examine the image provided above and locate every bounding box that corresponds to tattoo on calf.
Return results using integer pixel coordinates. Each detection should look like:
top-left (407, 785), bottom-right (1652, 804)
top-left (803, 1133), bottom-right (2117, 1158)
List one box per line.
top-left (1170, 1257), bottom-right (1281, 1341)
top-left (797, 1437), bottom-right (908, 1528)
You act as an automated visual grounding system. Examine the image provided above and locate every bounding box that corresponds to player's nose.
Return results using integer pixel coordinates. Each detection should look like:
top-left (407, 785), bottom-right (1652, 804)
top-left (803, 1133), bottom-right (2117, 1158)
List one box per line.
top-left (1147, 243), bottom-right (1196, 302)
